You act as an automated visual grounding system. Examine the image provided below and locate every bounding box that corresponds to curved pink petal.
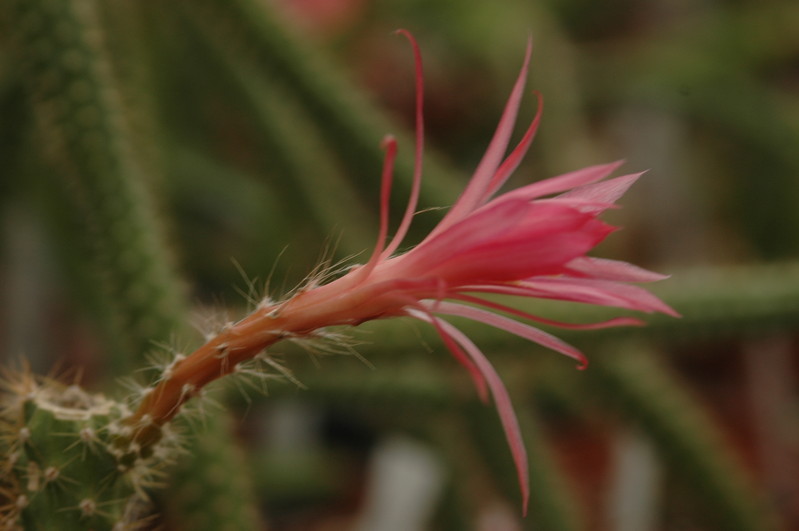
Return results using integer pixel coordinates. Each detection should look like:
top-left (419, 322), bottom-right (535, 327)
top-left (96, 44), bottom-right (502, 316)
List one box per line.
top-left (414, 313), bottom-right (530, 515)
top-left (405, 307), bottom-right (488, 402)
top-left (430, 38), bottom-right (533, 237)
top-left (520, 277), bottom-right (680, 316)
top-left (449, 292), bottom-right (645, 329)
top-left (423, 301), bottom-right (588, 368)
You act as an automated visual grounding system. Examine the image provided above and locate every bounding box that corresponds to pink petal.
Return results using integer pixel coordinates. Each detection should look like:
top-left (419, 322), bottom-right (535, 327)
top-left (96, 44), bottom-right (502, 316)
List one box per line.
top-left (555, 173), bottom-right (643, 213)
top-left (406, 307), bottom-right (489, 402)
top-left (402, 202), bottom-right (611, 283)
top-left (430, 38), bottom-right (533, 237)
top-left (536, 197), bottom-right (620, 213)
top-left (423, 301), bottom-right (588, 368)
top-left (393, 198), bottom-right (530, 273)
top-left (450, 292), bottom-right (645, 329)
top-left (430, 228), bottom-right (609, 284)
top-left (420, 314), bottom-right (530, 515)
top-left (421, 213), bottom-right (614, 284)
top-left (520, 277), bottom-right (680, 316)
top-left (492, 161), bottom-right (624, 205)
top-left (566, 257), bottom-right (671, 282)
top-left (481, 91), bottom-right (543, 203)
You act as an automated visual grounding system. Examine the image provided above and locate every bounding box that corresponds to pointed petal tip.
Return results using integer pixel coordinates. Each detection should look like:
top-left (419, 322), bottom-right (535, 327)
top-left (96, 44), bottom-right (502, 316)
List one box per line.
top-left (524, 33), bottom-right (534, 57)
top-left (599, 160), bottom-right (628, 178)
top-left (605, 161), bottom-right (651, 181)
top-left (640, 298), bottom-right (680, 318)
top-left (616, 171), bottom-right (647, 190)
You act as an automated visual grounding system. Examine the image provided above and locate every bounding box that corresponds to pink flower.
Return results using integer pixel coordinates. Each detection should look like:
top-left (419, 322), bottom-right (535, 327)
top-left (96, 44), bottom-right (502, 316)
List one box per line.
top-left (309, 31), bottom-right (676, 513)
top-left (126, 31), bottom-right (676, 515)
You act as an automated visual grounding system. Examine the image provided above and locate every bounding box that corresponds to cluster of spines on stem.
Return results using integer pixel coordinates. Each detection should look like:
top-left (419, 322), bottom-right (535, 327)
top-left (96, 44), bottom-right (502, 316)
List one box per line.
top-left (0, 370), bottom-right (182, 530)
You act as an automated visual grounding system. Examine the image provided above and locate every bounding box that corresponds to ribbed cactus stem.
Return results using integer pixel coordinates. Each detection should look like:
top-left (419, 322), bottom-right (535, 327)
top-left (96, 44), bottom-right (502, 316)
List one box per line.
top-left (0, 371), bottom-right (180, 530)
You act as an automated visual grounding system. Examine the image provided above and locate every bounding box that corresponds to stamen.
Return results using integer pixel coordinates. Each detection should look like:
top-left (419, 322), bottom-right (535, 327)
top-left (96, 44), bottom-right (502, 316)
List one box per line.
top-left (356, 135), bottom-right (398, 280)
top-left (383, 29), bottom-right (425, 259)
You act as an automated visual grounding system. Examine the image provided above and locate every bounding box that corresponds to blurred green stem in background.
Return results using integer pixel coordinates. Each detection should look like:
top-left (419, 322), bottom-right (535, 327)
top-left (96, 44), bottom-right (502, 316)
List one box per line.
top-left (4, 0), bottom-right (263, 527)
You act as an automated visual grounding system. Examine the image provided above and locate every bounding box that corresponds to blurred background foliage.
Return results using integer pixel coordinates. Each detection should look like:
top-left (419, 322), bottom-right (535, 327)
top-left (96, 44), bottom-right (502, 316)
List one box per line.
top-left (1, 0), bottom-right (798, 529)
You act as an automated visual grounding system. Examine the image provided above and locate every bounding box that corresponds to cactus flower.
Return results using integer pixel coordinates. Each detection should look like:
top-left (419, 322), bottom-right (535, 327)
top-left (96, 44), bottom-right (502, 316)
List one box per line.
top-left (122, 31), bottom-right (676, 514)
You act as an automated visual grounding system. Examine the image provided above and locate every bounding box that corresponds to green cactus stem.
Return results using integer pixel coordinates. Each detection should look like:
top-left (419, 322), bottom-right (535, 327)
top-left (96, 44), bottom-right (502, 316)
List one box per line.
top-left (6, 0), bottom-right (187, 373)
top-left (0, 370), bottom-right (180, 530)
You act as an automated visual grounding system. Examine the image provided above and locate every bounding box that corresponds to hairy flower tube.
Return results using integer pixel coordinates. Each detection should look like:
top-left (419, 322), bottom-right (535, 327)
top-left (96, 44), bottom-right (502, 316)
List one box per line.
top-left (120, 31), bottom-right (676, 513)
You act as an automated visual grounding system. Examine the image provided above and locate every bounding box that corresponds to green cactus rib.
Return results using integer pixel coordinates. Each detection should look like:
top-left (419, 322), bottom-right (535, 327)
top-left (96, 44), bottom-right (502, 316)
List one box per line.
top-left (6, 0), bottom-right (187, 371)
top-left (175, 0), bottom-right (462, 211)
top-left (591, 343), bottom-right (779, 531)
